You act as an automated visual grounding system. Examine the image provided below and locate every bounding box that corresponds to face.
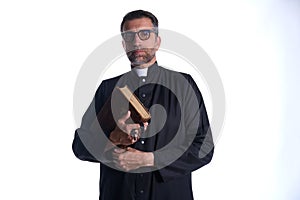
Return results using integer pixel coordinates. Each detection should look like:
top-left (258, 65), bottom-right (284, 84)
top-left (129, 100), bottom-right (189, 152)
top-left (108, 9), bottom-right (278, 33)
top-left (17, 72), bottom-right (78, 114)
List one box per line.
top-left (122, 18), bottom-right (161, 68)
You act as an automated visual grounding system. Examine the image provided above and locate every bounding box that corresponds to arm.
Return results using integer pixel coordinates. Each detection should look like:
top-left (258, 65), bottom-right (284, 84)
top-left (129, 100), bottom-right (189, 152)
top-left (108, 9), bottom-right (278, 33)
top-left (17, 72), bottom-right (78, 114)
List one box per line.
top-left (72, 81), bottom-right (147, 163)
top-left (153, 74), bottom-right (214, 182)
top-left (112, 75), bottom-right (213, 175)
top-left (72, 95), bottom-right (106, 162)
top-left (72, 81), bottom-right (114, 162)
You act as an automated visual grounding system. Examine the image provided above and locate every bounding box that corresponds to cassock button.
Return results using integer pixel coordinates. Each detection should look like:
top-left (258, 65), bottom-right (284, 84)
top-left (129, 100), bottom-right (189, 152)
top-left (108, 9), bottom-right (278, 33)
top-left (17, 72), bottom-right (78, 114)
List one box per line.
top-left (140, 190), bottom-right (144, 194)
top-left (142, 94), bottom-right (146, 98)
top-left (141, 140), bottom-right (145, 144)
top-left (142, 78), bottom-right (146, 82)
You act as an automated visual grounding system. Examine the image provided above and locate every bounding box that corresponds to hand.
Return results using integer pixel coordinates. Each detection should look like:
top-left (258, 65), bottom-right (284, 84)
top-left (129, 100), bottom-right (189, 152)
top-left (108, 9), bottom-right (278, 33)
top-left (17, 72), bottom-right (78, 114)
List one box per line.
top-left (112, 147), bottom-right (154, 171)
top-left (109, 128), bottom-right (137, 146)
top-left (109, 111), bottom-right (148, 146)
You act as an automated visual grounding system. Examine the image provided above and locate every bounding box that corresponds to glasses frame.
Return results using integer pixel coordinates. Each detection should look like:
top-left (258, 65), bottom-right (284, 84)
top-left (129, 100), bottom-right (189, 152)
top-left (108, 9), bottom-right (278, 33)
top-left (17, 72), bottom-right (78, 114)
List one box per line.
top-left (121, 29), bottom-right (158, 42)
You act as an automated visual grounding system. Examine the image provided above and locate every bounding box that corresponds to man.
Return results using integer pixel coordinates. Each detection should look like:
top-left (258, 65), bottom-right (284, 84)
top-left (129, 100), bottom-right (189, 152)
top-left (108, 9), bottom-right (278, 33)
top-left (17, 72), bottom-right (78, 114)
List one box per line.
top-left (72, 10), bottom-right (214, 200)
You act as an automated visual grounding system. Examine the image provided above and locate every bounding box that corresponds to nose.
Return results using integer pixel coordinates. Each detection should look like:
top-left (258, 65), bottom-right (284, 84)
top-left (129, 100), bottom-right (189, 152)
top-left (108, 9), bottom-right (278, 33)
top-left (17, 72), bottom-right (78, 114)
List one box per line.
top-left (132, 33), bottom-right (142, 45)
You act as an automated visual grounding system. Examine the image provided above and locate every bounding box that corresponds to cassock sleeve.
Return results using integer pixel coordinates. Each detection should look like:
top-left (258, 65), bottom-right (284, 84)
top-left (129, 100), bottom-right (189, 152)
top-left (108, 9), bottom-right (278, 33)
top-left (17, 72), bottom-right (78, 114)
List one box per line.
top-left (72, 81), bottom-right (113, 163)
top-left (153, 74), bottom-right (214, 182)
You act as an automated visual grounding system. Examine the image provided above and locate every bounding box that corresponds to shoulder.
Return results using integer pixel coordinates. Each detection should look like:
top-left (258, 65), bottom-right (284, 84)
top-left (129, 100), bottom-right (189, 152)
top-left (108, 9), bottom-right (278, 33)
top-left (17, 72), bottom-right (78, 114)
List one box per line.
top-left (101, 74), bottom-right (123, 86)
top-left (95, 73), bottom-right (127, 97)
top-left (158, 65), bottom-right (203, 99)
top-left (158, 65), bottom-right (194, 83)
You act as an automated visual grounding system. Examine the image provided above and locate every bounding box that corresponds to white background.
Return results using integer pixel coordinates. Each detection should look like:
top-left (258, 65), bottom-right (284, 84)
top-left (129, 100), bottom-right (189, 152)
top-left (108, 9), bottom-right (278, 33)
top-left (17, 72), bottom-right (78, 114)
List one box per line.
top-left (0, 0), bottom-right (299, 199)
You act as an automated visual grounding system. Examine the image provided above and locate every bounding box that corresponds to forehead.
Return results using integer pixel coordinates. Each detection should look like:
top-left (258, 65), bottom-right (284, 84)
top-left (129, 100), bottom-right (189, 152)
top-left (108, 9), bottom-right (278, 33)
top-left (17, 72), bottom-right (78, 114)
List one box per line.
top-left (123, 17), bottom-right (154, 32)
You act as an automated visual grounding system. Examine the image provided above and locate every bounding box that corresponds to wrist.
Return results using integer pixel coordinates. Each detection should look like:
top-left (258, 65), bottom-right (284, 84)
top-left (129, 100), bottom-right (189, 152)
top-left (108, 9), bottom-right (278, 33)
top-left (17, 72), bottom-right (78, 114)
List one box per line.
top-left (143, 152), bottom-right (154, 167)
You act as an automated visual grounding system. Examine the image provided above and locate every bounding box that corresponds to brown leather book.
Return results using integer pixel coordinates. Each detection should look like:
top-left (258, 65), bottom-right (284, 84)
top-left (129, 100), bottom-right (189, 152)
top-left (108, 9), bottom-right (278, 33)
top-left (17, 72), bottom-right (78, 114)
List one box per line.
top-left (90, 85), bottom-right (151, 134)
top-left (115, 85), bottom-right (151, 123)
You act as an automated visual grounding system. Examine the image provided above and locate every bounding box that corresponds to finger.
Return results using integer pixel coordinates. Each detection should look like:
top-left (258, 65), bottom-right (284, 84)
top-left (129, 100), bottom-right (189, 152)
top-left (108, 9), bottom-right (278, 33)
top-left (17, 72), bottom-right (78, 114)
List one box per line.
top-left (112, 151), bottom-right (121, 158)
top-left (116, 161), bottom-right (129, 170)
top-left (126, 147), bottom-right (133, 151)
top-left (123, 164), bottom-right (138, 171)
top-left (112, 152), bottom-right (126, 161)
top-left (131, 137), bottom-right (138, 143)
top-left (120, 122), bottom-right (140, 135)
top-left (120, 135), bottom-right (133, 144)
top-left (112, 152), bottom-right (120, 160)
top-left (137, 127), bottom-right (143, 137)
top-left (117, 111), bottom-right (131, 124)
top-left (114, 148), bottom-right (126, 154)
top-left (143, 122), bottom-right (148, 131)
top-left (126, 147), bottom-right (137, 152)
top-left (129, 128), bottom-right (139, 139)
top-left (128, 123), bottom-right (140, 129)
top-left (113, 161), bottom-right (124, 170)
top-left (126, 123), bottom-right (141, 131)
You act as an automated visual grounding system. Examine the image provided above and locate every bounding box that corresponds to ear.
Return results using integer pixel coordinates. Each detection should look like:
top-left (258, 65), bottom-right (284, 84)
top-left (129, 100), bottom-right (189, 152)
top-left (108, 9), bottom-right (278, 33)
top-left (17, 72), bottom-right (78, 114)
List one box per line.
top-left (122, 40), bottom-right (126, 51)
top-left (154, 36), bottom-right (161, 50)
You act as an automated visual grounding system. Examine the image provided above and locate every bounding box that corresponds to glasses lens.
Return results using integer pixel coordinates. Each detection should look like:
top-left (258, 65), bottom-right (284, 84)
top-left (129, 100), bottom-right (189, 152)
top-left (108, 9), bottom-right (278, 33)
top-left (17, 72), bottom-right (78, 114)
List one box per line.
top-left (122, 30), bottom-right (153, 42)
top-left (122, 32), bottom-right (135, 42)
top-left (138, 30), bottom-right (150, 40)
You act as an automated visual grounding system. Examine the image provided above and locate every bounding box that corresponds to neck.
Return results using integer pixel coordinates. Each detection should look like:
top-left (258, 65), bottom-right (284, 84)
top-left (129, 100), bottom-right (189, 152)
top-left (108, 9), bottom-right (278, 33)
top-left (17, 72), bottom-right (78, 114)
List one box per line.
top-left (133, 67), bottom-right (148, 77)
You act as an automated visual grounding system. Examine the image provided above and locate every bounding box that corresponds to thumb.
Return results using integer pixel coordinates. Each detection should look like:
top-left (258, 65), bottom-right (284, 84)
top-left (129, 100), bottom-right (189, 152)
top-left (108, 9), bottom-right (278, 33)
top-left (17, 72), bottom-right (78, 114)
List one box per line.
top-left (126, 147), bottom-right (135, 152)
top-left (118, 111), bottom-right (131, 124)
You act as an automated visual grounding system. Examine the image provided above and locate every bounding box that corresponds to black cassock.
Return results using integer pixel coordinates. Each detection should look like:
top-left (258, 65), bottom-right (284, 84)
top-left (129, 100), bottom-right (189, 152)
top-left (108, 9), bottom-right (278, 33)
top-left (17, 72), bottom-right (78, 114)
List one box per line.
top-left (72, 62), bottom-right (214, 200)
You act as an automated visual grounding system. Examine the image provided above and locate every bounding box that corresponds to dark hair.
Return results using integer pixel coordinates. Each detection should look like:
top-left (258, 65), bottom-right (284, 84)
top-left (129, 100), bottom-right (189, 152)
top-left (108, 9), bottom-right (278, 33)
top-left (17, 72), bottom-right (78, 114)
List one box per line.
top-left (120, 10), bottom-right (159, 32)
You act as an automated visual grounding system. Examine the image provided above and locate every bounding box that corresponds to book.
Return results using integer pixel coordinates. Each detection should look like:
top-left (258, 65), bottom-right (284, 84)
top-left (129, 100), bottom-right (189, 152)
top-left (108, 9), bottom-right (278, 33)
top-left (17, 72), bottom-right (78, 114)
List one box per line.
top-left (116, 85), bottom-right (151, 123)
top-left (90, 85), bottom-right (151, 134)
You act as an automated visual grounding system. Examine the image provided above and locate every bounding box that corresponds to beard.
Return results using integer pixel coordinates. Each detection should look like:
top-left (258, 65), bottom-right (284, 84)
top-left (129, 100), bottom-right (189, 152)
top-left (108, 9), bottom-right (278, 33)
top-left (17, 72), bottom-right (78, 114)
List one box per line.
top-left (126, 48), bottom-right (156, 66)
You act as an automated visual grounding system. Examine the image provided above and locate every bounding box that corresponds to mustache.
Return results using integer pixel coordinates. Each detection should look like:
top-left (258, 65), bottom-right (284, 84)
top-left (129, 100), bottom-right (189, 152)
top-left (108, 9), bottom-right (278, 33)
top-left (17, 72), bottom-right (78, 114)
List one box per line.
top-left (126, 47), bottom-right (154, 54)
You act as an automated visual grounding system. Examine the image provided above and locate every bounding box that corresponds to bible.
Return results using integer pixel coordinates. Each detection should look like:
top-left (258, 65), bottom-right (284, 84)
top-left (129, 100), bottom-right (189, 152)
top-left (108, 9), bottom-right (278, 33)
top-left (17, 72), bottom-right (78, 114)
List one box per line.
top-left (90, 85), bottom-right (151, 135)
top-left (115, 85), bottom-right (151, 123)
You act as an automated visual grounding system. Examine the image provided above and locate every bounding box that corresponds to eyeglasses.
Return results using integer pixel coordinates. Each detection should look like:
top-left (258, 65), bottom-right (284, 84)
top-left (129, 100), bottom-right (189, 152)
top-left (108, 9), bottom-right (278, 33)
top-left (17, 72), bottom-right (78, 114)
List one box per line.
top-left (121, 29), bottom-right (158, 42)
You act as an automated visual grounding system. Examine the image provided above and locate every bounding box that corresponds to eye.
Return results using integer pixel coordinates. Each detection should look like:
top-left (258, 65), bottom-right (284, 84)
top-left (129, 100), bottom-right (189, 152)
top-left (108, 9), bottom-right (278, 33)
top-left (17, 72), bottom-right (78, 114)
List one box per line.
top-left (122, 32), bottom-right (135, 41)
top-left (139, 30), bottom-right (150, 40)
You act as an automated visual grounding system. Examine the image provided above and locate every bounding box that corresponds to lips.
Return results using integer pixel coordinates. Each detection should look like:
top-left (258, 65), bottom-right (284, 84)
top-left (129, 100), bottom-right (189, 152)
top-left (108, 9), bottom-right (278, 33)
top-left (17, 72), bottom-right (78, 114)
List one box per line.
top-left (133, 50), bottom-right (145, 55)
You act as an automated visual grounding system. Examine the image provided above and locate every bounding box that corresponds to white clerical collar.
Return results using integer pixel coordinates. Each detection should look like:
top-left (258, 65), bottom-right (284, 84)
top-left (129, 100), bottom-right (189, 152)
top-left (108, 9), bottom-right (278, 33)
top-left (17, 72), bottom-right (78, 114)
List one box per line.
top-left (133, 67), bottom-right (148, 77)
